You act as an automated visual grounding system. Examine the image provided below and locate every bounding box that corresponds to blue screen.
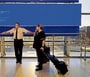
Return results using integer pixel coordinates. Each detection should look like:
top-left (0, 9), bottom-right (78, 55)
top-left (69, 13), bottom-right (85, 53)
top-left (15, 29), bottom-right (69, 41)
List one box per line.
top-left (0, 4), bottom-right (81, 26)
top-left (0, 0), bottom-right (79, 2)
top-left (0, 4), bottom-right (81, 35)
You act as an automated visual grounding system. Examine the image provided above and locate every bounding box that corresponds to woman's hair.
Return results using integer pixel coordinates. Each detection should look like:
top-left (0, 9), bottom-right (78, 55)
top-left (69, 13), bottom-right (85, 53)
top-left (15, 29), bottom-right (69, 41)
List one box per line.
top-left (37, 24), bottom-right (43, 30)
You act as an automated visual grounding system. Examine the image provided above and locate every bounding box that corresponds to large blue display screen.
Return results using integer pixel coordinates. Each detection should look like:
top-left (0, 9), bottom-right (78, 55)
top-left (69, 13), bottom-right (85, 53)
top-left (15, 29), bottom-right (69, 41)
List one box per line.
top-left (0, 0), bottom-right (79, 2)
top-left (0, 4), bottom-right (81, 35)
top-left (0, 4), bottom-right (81, 26)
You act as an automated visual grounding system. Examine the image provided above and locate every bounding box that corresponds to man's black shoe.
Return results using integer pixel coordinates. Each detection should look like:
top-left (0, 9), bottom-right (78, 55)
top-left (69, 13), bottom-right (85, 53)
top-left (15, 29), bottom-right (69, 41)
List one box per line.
top-left (18, 61), bottom-right (22, 64)
top-left (35, 67), bottom-right (42, 71)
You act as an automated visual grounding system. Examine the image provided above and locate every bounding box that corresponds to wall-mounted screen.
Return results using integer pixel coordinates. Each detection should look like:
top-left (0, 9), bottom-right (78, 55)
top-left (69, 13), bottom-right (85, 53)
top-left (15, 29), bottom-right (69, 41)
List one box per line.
top-left (0, 4), bottom-right (81, 35)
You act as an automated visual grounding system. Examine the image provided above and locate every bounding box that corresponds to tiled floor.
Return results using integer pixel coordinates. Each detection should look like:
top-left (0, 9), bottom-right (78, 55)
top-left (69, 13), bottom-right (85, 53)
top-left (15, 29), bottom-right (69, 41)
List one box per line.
top-left (0, 58), bottom-right (90, 77)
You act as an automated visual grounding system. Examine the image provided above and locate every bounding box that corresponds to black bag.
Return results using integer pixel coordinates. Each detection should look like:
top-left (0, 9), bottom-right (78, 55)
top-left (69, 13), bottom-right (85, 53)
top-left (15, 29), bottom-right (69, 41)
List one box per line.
top-left (48, 55), bottom-right (68, 75)
top-left (57, 61), bottom-right (68, 75)
top-left (44, 46), bottom-right (50, 55)
top-left (41, 46), bottom-right (50, 63)
top-left (43, 47), bottom-right (68, 75)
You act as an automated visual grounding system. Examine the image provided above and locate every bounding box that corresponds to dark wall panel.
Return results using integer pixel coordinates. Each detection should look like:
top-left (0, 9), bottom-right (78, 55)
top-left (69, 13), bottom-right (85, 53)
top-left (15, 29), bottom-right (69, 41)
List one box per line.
top-left (0, 0), bottom-right (79, 2)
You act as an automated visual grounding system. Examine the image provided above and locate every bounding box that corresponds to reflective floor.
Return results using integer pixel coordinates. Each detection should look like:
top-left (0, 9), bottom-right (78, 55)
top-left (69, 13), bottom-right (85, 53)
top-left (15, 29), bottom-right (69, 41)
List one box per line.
top-left (0, 58), bottom-right (90, 77)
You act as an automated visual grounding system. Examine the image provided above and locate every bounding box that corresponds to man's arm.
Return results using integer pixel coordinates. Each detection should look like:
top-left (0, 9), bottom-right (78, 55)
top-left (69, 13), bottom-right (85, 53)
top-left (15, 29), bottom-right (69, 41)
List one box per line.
top-left (23, 28), bottom-right (34, 35)
top-left (1, 28), bottom-right (14, 35)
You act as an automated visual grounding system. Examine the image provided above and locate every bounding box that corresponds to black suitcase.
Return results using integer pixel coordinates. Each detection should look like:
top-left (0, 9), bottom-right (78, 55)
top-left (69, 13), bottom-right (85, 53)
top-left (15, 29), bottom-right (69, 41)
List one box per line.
top-left (49, 55), bottom-right (68, 75)
top-left (42, 47), bottom-right (50, 63)
top-left (43, 47), bottom-right (68, 75)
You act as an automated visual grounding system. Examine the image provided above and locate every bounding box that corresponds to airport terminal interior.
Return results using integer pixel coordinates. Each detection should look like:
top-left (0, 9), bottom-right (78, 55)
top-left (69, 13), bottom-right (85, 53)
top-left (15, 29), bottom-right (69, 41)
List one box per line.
top-left (0, 0), bottom-right (90, 77)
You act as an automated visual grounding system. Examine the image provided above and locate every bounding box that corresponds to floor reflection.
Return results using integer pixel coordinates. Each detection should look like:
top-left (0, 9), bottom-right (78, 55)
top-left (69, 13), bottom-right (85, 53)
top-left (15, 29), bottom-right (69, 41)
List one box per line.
top-left (15, 64), bottom-right (23, 77)
top-left (1, 58), bottom-right (6, 77)
top-left (0, 58), bottom-right (90, 77)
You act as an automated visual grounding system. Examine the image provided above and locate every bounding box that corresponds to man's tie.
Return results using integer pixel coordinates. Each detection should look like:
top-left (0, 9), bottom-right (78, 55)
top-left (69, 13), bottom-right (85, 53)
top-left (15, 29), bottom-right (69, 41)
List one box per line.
top-left (15, 29), bottom-right (18, 39)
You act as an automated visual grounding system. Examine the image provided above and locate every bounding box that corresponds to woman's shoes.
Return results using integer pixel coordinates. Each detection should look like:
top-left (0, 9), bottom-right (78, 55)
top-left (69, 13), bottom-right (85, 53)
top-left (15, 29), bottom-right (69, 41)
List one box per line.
top-left (36, 65), bottom-right (39, 67)
top-left (35, 64), bottom-right (42, 71)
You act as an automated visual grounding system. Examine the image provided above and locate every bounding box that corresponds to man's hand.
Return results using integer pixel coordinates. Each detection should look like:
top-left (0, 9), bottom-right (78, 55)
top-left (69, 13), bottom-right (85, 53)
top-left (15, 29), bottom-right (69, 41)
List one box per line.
top-left (1, 32), bottom-right (6, 35)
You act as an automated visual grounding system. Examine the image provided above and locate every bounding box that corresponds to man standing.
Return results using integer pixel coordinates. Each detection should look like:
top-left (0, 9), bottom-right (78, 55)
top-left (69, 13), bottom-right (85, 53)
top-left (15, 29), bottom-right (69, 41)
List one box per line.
top-left (1, 22), bottom-right (33, 64)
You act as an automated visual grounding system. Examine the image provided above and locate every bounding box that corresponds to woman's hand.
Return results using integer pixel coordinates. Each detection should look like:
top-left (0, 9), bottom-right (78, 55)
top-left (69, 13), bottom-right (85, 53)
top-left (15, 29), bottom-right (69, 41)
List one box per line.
top-left (40, 47), bottom-right (44, 51)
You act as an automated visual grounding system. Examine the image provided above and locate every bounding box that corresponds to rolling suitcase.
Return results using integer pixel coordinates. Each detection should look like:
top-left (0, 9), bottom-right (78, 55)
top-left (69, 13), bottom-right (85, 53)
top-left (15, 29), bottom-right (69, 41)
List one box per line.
top-left (42, 46), bottom-right (50, 63)
top-left (44, 47), bottom-right (68, 75)
top-left (48, 55), bottom-right (68, 75)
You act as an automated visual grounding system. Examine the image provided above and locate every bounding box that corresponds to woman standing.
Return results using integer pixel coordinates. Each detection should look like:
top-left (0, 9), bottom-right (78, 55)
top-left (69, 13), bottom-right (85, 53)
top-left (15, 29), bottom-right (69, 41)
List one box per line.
top-left (33, 24), bottom-right (48, 71)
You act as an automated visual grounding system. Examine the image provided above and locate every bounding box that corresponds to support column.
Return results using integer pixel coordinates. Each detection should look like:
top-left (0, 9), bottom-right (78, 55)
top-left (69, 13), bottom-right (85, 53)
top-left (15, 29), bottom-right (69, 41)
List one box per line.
top-left (0, 37), bottom-right (6, 57)
top-left (64, 36), bottom-right (71, 57)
